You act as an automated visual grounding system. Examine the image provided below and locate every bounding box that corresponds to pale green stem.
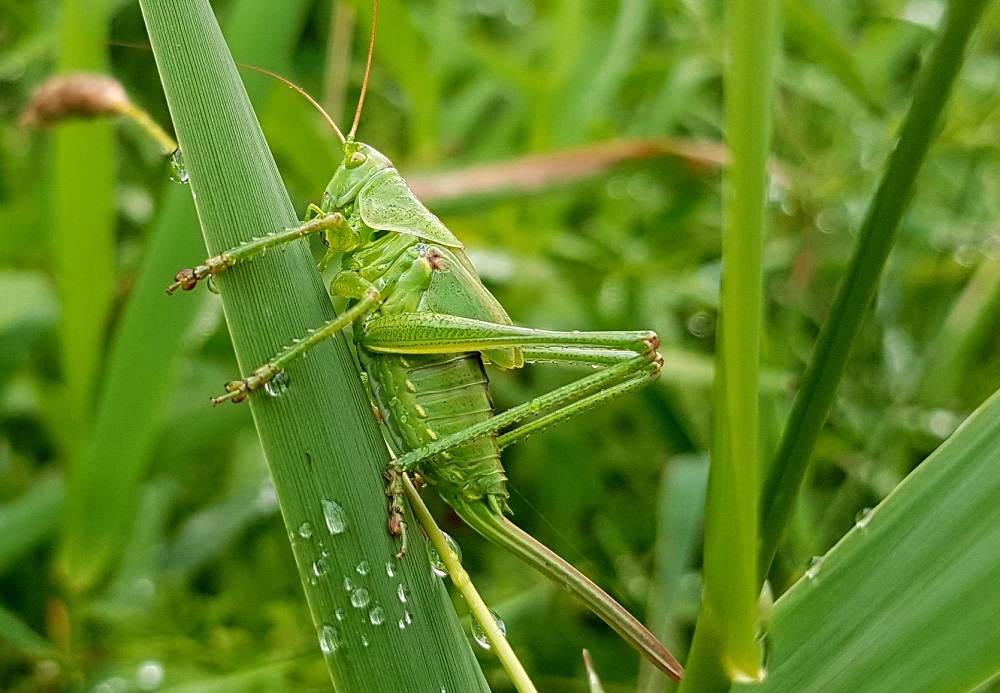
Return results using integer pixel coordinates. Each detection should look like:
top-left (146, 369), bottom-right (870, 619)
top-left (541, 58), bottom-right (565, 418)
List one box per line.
top-left (401, 474), bottom-right (539, 693)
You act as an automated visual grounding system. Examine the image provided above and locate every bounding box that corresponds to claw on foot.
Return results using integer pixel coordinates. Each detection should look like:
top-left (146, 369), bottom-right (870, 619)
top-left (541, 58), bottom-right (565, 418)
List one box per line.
top-left (166, 256), bottom-right (233, 295)
top-left (166, 267), bottom-right (199, 294)
top-left (210, 364), bottom-right (282, 405)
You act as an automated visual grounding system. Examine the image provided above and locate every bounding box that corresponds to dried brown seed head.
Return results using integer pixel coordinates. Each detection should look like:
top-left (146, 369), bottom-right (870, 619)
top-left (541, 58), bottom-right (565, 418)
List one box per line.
top-left (20, 73), bottom-right (131, 128)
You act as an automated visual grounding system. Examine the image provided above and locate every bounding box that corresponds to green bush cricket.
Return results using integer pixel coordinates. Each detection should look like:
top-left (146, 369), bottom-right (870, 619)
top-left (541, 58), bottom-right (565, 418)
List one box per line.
top-left (167, 3), bottom-right (683, 682)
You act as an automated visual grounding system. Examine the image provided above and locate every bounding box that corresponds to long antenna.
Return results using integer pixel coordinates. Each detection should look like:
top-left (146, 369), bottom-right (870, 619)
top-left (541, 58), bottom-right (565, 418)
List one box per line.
top-left (349, 0), bottom-right (379, 140)
top-left (239, 62), bottom-right (346, 144)
top-left (108, 40), bottom-right (360, 147)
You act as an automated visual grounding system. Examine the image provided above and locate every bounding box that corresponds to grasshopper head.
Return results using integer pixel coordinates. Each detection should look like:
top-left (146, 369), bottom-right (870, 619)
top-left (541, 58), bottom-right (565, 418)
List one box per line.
top-left (322, 141), bottom-right (394, 210)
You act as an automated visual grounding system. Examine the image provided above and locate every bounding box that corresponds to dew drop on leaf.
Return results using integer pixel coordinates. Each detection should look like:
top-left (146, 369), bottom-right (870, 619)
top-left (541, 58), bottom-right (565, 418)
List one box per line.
top-left (855, 507), bottom-right (873, 528)
top-left (318, 624), bottom-right (340, 654)
top-left (805, 556), bottom-right (823, 580)
top-left (350, 587), bottom-right (370, 609)
top-left (168, 148), bottom-right (189, 184)
top-left (322, 499), bottom-right (347, 535)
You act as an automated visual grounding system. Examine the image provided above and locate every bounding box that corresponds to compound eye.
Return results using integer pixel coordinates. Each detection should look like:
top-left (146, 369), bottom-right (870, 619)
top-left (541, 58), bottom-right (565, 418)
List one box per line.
top-left (347, 151), bottom-right (367, 167)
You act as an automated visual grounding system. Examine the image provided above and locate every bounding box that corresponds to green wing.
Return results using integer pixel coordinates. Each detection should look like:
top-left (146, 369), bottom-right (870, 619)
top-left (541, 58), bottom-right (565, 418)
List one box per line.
top-left (358, 170), bottom-right (463, 248)
top-left (419, 247), bottom-right (523, 369)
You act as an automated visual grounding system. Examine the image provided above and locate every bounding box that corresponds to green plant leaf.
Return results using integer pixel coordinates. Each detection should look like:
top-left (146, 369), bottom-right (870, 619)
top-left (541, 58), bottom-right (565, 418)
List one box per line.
top-left (53, 0), bottom-right (115, 435)
top-left (135, 0), bottom-right (489, 689)
top-left (0, 475), bottom-right (62, 572)
top-left (0, 603), bottom-right (56, 656)
top-left (782, 0), bottom-right (882, 114)
top-left (736, 387), bottom-right (1000, 692)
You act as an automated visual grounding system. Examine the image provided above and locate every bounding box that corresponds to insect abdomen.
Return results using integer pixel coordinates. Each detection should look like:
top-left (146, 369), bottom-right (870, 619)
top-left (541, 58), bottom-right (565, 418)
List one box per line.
top-left (362, 349), bottom-right (509, 513)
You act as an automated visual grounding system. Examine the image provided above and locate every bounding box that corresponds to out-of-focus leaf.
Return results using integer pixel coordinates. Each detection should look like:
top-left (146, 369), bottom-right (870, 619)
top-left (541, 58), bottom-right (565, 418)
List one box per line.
top-left (0, 603), bottom-right (56, 655)
top-left (639, 454), bottom-right (709, 693)
top-left (783, 0), bottom-right (883, 114)
top-left (0, 476), bottom-right (63, 571)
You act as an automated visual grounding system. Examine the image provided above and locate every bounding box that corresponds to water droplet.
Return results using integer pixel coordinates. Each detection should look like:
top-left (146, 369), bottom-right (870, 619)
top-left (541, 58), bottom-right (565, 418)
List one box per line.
top-left (361, 635), bottom-right (369, 647)
top-left (428, 532), bottom-right (462, 577)
top-left (136, 660), bottom-right (164, 690)
top-left (925, 409), bottom-right (960, 438)
top-left (335, 608), bottom-right (344, 622)
top-left (404, 610), bottom-right (412, 625)
top-left (397, 583), bottom-right (408, 603)
top-left (264, 370), bottom-right (290, 397)
top-left (369, 605), bottom-right (385, 625)
top-left (687, 311), bottom-right (715, 338)
top-left (322, 499), bottom-right (348, 535)
top-left (385, 561), bottom-right (396, 578)
top-left (168, 148), bottom-right (189, 184)
top-left (805, 556), bottom-right (823, 580)
top-left (344, 576), bottom-right (353, 592)
top-left (350, 587), bottom-right (370, 608)
top-left (398, 618), bottom-right (407, 630)
top-left (318, 624), bottom-right (340, 654)
top-left (855, 507), bottom-right (873, 528)
top-left (298, 522), bottom-right (313, 539)
top-left (471, 609), bottom-right (507, 650)
top-left (312, 560), bottom-right (323, 577)
top-left (205, 275), bottom-right (220, 294)
top-left (356, 560), bottom-right (369, 576)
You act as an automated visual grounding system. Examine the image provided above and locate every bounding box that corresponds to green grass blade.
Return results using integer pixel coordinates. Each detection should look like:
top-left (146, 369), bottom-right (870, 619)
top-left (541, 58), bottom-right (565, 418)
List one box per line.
top-left (59, 0), bottom-right (307, 596)
top-left (53, 0), bottom-right (115, 434)
top-left (0, 476), bottom-right (62, 572)
top-left (782, 0), bottom-right (882, 114)
top-left (759, 0), bottom-right (991, 579)
top-left (736, 388), bottom-right (1000, 692)
top-left (136, 1), bottom-right (489, 689)
top-left (681, 0), bottom-right (779, 687)
top-left (917, 256), bottom-right (1000, 405)
top-left (638, 455), bottom-right (709, 693)
top-left (0, 603), bottom-right (57, 656)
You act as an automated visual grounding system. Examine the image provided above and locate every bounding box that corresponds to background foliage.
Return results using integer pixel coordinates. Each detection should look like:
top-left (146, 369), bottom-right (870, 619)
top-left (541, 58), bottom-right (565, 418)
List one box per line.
top-left (2, 0), bottom-right (1000, 691)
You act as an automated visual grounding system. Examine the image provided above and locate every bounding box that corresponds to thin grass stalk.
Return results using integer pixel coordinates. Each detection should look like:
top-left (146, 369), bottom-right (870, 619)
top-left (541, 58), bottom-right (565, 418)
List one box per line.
top-left (680, 0), bottom-right (779, 688)
top-left (758, 0), bottom-right (992, 580)
top-left (402, 474), bottom-right (538, 693)
top-left (52, 0), bottom-right (114, 439)
top-left (137, 1), bottom-right (489, 690)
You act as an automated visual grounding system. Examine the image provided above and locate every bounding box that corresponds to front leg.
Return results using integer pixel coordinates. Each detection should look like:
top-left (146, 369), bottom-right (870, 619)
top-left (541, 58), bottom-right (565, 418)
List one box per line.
top-left (167, 210), bottom-right (355, 293)
top-left (212, 275), bottom-right (381, 404)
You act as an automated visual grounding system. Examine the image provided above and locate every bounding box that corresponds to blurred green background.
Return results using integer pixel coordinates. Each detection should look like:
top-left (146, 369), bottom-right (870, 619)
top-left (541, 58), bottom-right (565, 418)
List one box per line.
top-left (2, 0), bottom-right (1000, 691)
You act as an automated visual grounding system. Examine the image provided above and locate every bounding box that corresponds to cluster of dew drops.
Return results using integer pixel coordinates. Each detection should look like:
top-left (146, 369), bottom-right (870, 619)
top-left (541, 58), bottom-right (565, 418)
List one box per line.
top-left (301, 499), bottom-right (505, 656)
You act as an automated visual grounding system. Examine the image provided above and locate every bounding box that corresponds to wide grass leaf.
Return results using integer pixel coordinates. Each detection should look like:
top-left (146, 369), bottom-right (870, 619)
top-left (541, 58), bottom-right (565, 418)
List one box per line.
top-left (736, 389), bottom-right (1000, 692)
